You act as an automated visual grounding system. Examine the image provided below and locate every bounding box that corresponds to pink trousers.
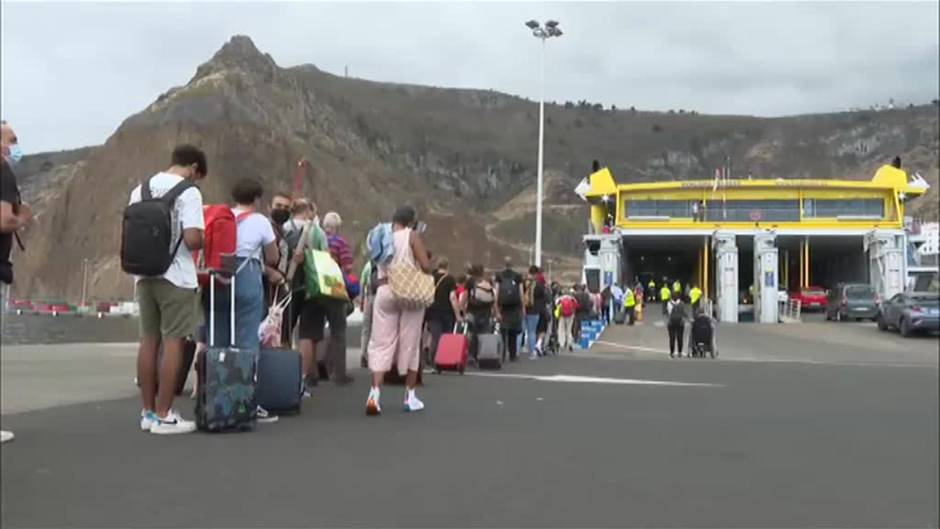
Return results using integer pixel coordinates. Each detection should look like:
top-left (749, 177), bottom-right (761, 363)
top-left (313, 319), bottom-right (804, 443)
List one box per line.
top-left (367, 285), bottom-right (424, 376)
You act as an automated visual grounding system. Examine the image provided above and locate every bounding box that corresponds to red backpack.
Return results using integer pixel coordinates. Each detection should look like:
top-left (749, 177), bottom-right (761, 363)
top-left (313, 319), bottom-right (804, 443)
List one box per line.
top-left (196, 206), bottom-right (252, 287)
top-left (559, 296), bottom-right (578, 317)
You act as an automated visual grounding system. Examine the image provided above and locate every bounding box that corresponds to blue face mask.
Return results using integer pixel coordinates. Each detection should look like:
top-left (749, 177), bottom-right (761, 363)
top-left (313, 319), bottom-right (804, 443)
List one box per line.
top-left (6, 144), bottom-right (23, 166)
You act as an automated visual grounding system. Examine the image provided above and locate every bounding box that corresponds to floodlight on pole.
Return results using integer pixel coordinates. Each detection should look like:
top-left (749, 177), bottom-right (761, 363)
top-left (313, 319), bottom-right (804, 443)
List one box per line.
top-left (523, 19), bottom-right (562, 268)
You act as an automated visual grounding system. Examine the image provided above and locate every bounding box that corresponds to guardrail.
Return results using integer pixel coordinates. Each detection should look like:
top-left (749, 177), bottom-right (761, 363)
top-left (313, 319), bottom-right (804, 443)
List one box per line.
top-left (780, 299), bottom-right (802, 323)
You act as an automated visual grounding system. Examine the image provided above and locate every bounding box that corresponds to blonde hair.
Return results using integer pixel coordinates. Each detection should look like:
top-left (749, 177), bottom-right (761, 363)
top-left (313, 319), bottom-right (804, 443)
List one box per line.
top-left (322, 211), bottom-right (342, 232)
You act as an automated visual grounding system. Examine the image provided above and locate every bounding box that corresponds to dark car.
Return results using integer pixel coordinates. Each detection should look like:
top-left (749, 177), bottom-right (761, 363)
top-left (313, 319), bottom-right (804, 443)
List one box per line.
top-left (826, 283), bottom-right (879, 322)
top-left (877, 292), bottom-right (940, 337)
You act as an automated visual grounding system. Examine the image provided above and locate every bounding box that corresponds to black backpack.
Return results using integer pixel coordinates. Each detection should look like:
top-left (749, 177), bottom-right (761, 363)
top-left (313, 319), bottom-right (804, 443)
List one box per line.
top-left (283, 219), bottom-right (304, 256)
top-left (120, 178), bottom-right (195, 276)
top-left (668, 301), bottom-right (686, 326)
top-left (498, 274), bottom-right (522, 307)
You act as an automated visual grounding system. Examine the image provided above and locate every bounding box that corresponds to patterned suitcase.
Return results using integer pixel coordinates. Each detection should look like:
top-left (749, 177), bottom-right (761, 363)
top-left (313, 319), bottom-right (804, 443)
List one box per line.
top-left (196, 271), bottom-right (257, 432)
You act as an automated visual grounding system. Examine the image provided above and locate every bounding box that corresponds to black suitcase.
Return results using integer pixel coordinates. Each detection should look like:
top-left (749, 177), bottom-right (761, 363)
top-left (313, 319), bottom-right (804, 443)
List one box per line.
top-left (196, 271), bottom-right (257, 432)
top-left (257, 347), bottom-right (302, 413)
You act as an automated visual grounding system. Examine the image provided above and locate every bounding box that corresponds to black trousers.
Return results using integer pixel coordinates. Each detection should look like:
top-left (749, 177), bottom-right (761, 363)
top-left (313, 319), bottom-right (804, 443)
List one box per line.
top-left (427, 315), bottom-right (456, 365)
top-left (626, 306), bottom-right (636, 325)
top-left (500, 329), bottom-right (520, 362)
top-left (668, 323), bottom-right (685, 355)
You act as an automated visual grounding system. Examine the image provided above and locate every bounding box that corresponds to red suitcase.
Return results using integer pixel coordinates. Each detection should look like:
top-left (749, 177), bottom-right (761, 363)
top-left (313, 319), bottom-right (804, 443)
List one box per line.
top-left (434, 324), bottom-right (469, 375)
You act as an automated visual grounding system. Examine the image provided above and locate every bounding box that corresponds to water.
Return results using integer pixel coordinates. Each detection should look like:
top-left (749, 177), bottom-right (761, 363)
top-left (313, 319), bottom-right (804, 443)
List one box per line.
top-left (2, 312), bottom-right (363, 347)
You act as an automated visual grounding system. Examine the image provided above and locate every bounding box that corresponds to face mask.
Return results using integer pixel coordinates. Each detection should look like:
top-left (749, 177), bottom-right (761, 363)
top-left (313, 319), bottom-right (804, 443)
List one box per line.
top-left (6, 144), bottom-right (23, 166)
top-left (270, 209), bottom-right (290, 225)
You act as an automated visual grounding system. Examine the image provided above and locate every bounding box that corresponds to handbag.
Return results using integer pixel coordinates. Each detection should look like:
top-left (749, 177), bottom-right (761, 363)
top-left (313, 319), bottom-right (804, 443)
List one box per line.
top-left (388, 241), bottom-right (434, 310)
top-left (259, 290), bottom-right (291, 348)
top-left (304, 248), bottom-right (349, 301)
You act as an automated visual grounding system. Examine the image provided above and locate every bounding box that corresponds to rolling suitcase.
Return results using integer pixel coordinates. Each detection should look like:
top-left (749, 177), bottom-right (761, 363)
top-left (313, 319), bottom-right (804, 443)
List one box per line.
top-left (257, 346), bottom-right (302, 414)
top-left (476, 329), bottom-right (503, 370)
top-left (196, 270), bottom-right (258, 432)
top-left (434, 323), bottom-right (469, 374)
top-left (614, 309), bottom-right (626, 325)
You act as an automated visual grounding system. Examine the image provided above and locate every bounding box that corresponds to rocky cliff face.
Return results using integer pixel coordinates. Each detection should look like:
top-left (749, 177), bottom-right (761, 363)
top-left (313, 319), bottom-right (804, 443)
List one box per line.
top-left (11, 35), bottom-right (939, 300)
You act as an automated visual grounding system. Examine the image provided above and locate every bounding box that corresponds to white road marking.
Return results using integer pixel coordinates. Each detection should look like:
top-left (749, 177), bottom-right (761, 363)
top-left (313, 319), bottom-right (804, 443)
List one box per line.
top-left (593, 341), bottom-right (668, 354)
top-left (465, 371), bottom-right (722, 387)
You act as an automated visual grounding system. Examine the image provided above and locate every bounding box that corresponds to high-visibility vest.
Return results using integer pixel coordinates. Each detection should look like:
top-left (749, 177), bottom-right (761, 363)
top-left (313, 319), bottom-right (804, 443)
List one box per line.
top-left (673, 281), bottom-right (681, 293)
top-left (690, 287), bottom-right (702, 304)
top-left (660, 286), bottom-right (671, 301)
top-left (648, 281), bottom-right (655, 292)
top-left (624, 290), bottom-right (636, 308)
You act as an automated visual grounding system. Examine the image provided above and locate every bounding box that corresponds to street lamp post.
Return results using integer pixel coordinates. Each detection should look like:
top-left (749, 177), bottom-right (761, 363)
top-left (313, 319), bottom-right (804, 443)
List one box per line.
top-left (525, 19), bottom-right (562, 268)
top-left (81, 258), bottom-right (89, 306)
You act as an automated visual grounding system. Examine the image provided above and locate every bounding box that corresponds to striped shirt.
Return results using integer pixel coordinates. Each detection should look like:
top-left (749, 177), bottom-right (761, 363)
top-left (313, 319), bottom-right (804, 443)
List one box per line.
top-left (328, 234), bottom-right (354, 274)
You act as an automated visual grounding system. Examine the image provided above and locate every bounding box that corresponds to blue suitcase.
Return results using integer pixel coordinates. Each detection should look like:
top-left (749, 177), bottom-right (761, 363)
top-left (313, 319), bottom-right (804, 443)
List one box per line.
top-left (257, 347), bottom-right (302, 413)
top-left (196, 271), bottom-right (257, 432)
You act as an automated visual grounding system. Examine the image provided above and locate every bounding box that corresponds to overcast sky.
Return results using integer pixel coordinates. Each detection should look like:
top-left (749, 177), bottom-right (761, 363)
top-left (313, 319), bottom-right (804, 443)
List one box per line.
top-left (2, 1), bottom-right (938, 153)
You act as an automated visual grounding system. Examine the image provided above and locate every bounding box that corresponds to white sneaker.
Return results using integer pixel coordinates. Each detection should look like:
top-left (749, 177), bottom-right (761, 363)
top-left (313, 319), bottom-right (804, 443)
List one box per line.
top-left (256, 406), bottom-right (279, 424)
top-left (0, 430), bottom-right (14, 444)
top-left (149, 410), bottom-right (197, 435)
top-left (366, 389), bottom-right (381, 416)
top-left (139, 410), bottom-right (158, 431)
top-left (404, 394), bottom-right (425, 413)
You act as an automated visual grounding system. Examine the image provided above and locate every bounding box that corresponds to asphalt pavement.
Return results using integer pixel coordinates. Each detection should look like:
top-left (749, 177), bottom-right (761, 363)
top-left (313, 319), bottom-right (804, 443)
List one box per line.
top-left (1, 316), bottom-right (938, 528)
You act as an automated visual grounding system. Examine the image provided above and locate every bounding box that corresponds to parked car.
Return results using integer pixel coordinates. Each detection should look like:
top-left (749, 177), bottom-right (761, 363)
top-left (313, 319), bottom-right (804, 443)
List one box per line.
top-left (826, 283), bottom-right (879, 321)
top-left (790, 286), bottom-right (828, 311)
top-left (877, 292), bottom-right (940, 336)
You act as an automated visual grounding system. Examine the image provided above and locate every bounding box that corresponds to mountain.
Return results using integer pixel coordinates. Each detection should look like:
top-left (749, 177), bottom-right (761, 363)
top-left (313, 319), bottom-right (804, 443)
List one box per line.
top-left (11, 35), bottom-right (939, 301)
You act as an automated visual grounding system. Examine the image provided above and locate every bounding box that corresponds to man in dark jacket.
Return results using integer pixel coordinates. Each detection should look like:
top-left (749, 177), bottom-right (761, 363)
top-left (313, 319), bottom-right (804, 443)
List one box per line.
top-left (1, 120), bottom-right (32, 443)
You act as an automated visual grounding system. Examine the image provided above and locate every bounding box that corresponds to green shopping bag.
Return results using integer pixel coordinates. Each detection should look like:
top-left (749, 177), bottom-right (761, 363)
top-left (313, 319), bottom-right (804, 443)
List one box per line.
top-left (304, 248), bottom-right (349, 301)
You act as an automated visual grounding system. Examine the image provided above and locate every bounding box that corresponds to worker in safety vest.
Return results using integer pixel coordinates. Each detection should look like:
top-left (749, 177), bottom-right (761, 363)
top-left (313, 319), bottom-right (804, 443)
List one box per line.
top-left (660, 284), bottom-right (672, 316)
top-left (623, 287), bottom-right (637, 325)
top-left (690, 284), bottom-right (703, 311)
top-left (672, 279), bottom-right (682, 294)
top-left (647, 279), bottom-right (656, 298)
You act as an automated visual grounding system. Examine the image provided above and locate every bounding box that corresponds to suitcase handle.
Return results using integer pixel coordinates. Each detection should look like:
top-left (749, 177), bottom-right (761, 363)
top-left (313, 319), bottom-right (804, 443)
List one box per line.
top-left (452, 322), bottom-right (469, 335)
top-left (208, 268), bottom-right (237, 348)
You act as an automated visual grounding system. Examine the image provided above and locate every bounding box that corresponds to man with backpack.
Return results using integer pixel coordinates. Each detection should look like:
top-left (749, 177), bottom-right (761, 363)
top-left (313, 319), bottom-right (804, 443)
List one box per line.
top-left (123, 144), bottom-right (207, 435)
top-left (666, 291), bottom-right (689, 358)
top-left (495, 257), bottom-right (525, 362)
top-left (555, 288), bottom-right (579, 352)
top-left (280, 199), bottom-right (315, 347)
top-left (573, 284), bottom-right (593, 345)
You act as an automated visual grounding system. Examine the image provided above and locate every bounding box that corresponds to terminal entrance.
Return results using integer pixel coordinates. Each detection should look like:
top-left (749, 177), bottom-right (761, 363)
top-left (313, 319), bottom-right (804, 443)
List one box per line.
top-left (621, 235), bottom-right (706, 293)
top-left (611, 231), bottom-right (889, 324)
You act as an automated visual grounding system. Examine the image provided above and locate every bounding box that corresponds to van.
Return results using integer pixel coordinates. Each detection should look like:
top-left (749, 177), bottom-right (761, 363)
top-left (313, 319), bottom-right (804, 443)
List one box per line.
top-left (825, 283), bottom-right (879, 322)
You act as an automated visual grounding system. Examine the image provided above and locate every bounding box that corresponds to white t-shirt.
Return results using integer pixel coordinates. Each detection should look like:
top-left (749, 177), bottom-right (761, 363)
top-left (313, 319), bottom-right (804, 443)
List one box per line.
top-left (232, 207), bottom-right (275, 259)
top-left (128, 172), bottom-right (204, 289)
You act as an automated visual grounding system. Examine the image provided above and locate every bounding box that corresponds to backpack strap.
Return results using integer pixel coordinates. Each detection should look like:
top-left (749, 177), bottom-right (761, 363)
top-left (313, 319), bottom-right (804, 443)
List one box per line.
top-left (157, 179), bottom-right (196, 265)
top-left (161, 179), bottom-right (195, 204)
top-left (140, 179), bottom-right (153, 200)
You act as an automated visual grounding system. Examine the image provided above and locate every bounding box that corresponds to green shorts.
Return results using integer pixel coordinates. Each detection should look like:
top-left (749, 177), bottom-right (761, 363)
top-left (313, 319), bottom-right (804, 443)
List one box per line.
top-left (137, 278), bottom-right (200, 339)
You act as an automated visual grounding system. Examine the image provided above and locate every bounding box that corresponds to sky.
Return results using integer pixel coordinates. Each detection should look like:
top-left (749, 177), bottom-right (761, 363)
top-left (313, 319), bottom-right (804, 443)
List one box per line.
top-left (2, 1), bottom-right (938, 153)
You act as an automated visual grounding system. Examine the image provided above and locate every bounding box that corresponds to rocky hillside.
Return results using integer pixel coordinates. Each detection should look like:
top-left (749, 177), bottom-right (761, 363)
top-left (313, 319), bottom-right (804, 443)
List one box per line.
top-left (11, 35), bottom-right (939, 300)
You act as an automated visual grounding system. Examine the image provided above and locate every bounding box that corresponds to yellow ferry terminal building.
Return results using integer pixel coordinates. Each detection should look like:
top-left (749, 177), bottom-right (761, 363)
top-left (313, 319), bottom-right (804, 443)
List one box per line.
top-left (578, 164), bottom-right (930, 323)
